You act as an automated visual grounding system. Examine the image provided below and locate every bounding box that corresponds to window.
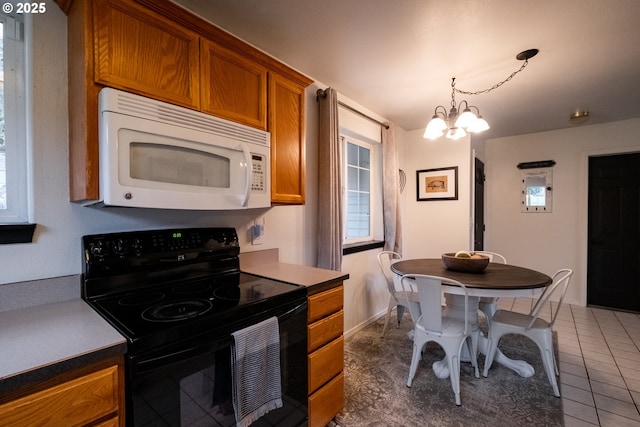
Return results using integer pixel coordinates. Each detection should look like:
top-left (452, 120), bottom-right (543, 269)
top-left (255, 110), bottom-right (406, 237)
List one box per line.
top-left (0, 12), bottom-right (29, 224)
top-left (342, 135), bottom-right (382, 245)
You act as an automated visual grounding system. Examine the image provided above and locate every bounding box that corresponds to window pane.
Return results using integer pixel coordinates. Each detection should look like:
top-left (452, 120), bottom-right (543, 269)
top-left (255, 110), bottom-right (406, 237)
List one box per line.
top-left (347, 142), bottom-right (358, 166)
top-left (358, 146), bottom-right (370, 168)
top-left (359, 169), bottom-right (370, 192)
top-left (347, 191), bottom-right (359, 214)
top-left (347, 165), bottom-right (358, 190)
top-left (359, 193), bottom-right (370, 215)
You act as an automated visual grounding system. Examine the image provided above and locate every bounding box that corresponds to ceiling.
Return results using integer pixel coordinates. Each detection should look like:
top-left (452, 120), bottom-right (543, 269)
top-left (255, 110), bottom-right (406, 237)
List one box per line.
top-left (173, 0), bottom-right (640, 140)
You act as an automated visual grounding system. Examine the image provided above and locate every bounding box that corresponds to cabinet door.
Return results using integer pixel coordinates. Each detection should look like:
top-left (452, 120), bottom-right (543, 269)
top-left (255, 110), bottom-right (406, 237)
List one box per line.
top-left (93, 0), bottom-right (200, 109)
top-left (200, 39), bottom-right (267, 130)
top-left (308, 373), bottom-right (344, 427)
top-left (268, 73), bottom-right (306, 204)
top-left (0, 366), bottom-right (119, 427)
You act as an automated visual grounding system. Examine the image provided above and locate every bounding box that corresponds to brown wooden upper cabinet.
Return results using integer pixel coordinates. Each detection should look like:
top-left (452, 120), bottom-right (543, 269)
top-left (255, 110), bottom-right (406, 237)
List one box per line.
top-left (57, 0), bottom-right (312, 205)
top-left (93, 0), bottom-right (200, 110)
top-left (200, 39), bottom-right (268, 130)
top-left (269, 74), bottom-right (307, 205)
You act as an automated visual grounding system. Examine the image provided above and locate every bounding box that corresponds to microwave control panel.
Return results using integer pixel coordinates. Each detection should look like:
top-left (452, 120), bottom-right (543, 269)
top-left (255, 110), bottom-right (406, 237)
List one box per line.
top-left (251, 154), bottom-right (266, 192)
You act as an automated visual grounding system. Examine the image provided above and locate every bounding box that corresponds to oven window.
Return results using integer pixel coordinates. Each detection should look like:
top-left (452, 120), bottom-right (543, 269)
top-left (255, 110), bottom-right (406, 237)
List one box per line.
top-left (129, 142), bottom-right (231, 188)
top-left (132, 348), bottom-right (235, 426)
top-left (128, 306), bottom-right (308, 426)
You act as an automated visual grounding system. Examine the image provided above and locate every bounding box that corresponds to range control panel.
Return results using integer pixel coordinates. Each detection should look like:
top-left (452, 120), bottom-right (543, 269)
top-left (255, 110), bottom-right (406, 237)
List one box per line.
top-left (83, 227), bottom-right (240, 277)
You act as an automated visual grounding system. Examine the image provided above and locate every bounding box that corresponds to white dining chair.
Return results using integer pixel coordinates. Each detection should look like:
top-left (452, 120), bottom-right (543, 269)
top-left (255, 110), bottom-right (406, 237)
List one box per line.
top-left (474, 251), bottom-right (507, 329)
top-left (401, 274), bottom-right (479, 406)
top-left (377, 251), bottom-right (420, 337)
top-left (482, 268), bottom-right (574, 397)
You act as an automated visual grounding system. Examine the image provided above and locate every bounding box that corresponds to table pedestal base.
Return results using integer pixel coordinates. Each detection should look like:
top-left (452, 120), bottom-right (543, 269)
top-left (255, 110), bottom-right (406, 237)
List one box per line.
top-left (430, 294), bottom-right (535, 379)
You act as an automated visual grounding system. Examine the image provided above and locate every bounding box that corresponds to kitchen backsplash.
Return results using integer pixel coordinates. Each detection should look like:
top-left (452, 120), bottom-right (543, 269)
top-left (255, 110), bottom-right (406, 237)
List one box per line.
top-left (0, 275), bottom-right (80, 312)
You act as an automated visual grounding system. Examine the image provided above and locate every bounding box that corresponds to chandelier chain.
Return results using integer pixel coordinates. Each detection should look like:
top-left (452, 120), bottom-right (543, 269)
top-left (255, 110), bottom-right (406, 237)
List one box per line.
top-left (454, 59), bottom-right (530, 96)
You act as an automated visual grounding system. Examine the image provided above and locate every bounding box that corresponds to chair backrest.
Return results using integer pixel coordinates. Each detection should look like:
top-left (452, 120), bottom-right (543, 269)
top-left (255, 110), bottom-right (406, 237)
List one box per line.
top-left (400, 274), bottom-right (470, 335)
top-left (377, 251), bottom-right (402, 294)
top-left (474, 251), bottom-right (507, 264)
top-left (527, 268), bottom-right (573, 329)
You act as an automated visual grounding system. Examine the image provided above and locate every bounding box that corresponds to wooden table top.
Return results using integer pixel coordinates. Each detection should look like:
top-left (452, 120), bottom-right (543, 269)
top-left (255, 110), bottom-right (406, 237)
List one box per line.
top-left (391, 258), bottom-right (552, 291)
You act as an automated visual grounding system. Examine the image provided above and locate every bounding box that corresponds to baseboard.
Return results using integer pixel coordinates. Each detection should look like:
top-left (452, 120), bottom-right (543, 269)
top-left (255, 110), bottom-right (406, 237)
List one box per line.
top-left (344, 308), bottom-right (389, 340)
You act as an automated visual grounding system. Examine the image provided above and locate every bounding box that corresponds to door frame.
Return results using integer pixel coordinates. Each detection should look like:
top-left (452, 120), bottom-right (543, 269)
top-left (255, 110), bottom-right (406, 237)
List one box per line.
top-left (579, 145), bottom-right (640, 307)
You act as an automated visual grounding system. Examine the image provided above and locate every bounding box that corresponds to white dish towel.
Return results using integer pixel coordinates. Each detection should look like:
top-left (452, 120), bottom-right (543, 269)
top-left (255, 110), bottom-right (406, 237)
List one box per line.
top-left (231, 316), bottom-right (283, 427)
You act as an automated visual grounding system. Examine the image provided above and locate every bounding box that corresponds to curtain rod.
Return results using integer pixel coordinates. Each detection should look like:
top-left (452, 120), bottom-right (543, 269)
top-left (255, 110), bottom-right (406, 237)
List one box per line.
top-left (317, 88), bottom-right (389, 129)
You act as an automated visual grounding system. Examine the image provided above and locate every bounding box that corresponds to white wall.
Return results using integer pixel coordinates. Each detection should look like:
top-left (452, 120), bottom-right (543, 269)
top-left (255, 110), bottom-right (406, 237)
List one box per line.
top-left (484, 118), bottom-right (640, 305)
top-left (401, 130), bottom-right (473, 258)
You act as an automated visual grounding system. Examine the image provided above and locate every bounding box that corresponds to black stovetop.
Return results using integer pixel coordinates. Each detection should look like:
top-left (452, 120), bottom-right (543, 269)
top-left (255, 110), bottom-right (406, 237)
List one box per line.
top-left (81, 227), bottom-right (306, 354)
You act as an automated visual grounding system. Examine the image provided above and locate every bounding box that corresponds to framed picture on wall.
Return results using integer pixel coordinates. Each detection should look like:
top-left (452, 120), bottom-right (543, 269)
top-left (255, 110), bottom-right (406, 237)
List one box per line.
top-left (416, 166), bottom-right (458, 201)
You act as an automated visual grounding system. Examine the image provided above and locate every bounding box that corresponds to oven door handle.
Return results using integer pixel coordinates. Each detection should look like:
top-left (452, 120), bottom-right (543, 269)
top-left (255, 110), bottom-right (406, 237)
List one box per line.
top-left (135, 341), bottom-right (226, 373)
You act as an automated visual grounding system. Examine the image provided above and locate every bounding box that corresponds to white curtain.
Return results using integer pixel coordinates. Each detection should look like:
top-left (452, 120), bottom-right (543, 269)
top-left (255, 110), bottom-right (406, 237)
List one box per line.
top-left (316, 88), bottom-right (343, 271)
top-left (382, 123), bottom-right (403, 254)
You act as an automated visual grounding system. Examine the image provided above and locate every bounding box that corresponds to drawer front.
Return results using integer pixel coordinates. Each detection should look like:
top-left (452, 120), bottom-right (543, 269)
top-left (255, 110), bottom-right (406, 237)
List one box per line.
top-left (0, 366), bottom-right (119, 427)
top-left (308, 310), bottom-right (343, 352)
top-left (308, 372), bottom-right (344, 427)
top-left (308, 336), bottom-right (344, 393)
top-left (94, 417), bottom-right (119, 427)
top-left (308, 285), bottom-right (343, 323)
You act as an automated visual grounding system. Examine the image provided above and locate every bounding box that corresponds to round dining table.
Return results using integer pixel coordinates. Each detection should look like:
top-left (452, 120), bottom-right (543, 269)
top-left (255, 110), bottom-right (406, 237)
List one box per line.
top-left (390, 258), bottom-right (552, 379)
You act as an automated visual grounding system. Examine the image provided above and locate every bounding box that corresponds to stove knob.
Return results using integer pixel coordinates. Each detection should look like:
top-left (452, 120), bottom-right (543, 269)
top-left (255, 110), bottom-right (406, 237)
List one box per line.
top-left (131, 238), bottom-right (143, 255)
top-left (90, 241), bottom-right (106, 258)
top-left (112, 238), bottom-right (128, 255)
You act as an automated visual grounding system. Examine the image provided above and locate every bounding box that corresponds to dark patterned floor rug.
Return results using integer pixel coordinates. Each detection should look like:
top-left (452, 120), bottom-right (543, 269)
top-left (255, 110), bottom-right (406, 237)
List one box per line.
top-left (335, 314), bottom-right (563, 427)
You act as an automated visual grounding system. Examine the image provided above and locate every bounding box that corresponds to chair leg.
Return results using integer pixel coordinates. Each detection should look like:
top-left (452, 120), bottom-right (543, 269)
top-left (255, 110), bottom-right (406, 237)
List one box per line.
top-left (381, 297), bottom-right (395, 337)
top-left (482, 333), bottom-right (502, 377)
top-left (447, 352), bottom-right (461, 406)
top-left (466, 336), bottom-right (480, 379)
top-left (396, 305), bottom-right (405, 327)
top-left (537, 332), bottom-right (560, 397)
top-left (407, 335), bottom-right (427, 387)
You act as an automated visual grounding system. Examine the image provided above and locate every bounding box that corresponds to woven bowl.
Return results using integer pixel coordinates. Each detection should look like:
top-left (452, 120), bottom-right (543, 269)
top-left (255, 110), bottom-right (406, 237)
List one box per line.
top-left (441, 253), bottom-right (490, 273)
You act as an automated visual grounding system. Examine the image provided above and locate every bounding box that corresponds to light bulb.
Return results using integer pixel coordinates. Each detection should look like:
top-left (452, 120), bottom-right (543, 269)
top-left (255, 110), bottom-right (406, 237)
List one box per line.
top-left (446, 127), bottom-right (467, 140)
top-left (468, 116), bottom-right (490, 133)
top-left (424, 116), bottom-right (447, 139)
top-left (455, 108), bottom-right (477, 129)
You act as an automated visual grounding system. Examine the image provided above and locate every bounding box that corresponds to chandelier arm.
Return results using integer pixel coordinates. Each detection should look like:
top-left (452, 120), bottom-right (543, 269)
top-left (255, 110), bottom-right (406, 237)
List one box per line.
top-left (454, 58), bottom-right (530, 96)
top-left (433, 105), bottom-right (448, 117)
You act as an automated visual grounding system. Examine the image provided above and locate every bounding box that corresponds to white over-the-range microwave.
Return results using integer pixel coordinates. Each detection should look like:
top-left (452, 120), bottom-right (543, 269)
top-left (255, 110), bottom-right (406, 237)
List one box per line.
top-left (91, 87), bottom-right (271, 210)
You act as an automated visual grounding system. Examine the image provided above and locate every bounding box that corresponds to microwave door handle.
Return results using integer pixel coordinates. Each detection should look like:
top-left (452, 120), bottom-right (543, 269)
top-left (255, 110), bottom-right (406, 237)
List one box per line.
top-left (241, 142), bottom-right (252, 207)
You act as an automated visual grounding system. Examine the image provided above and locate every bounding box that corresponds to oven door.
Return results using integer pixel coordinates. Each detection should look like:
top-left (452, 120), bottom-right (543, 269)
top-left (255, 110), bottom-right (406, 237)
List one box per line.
top-left (127, 300), bottom-right (308, 427)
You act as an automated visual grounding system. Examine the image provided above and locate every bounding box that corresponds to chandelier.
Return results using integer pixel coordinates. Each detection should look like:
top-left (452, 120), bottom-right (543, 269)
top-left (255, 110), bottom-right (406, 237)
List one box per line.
top-left (424, 49), bottom-right (539, 140)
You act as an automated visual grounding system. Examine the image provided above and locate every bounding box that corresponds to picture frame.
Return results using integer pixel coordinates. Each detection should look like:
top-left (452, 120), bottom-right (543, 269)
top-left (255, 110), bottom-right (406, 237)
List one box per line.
top-left (416, 166), bottom-right (458, 201)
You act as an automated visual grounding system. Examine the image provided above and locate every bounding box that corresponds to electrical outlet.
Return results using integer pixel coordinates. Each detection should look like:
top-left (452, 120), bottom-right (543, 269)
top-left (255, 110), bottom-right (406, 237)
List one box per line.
top-left (251, 217), bottom-right (265, 245)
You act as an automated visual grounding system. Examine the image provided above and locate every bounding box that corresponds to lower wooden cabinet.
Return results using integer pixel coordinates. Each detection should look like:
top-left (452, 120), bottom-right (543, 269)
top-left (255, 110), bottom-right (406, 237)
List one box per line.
top-left (307, 284), bottom-right (344, 427)
top-left (0, 359), bottom-right (124, 427)
top-left (309, 372), bottom-right (345, 427)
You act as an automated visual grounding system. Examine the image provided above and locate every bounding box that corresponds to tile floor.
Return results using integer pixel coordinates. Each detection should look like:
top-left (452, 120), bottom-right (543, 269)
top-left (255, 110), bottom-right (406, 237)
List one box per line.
top-left (496, 297), bottom-right (640, 427)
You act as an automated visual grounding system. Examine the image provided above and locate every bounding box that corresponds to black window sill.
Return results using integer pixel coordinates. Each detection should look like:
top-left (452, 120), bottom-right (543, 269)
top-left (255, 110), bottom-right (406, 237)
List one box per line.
top-left (343, 240), bottom-right (385, 255)
top-left (0, 223), bottom-right (37, 244)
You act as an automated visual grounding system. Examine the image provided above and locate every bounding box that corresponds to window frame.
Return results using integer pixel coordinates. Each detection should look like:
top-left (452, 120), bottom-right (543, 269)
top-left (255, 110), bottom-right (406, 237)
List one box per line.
top-left (0, 12), bottom-right (29, 224)
top-left (0, 12), bottom-right (34, 244)
top-left (342, 134), bottom-right (382, 246)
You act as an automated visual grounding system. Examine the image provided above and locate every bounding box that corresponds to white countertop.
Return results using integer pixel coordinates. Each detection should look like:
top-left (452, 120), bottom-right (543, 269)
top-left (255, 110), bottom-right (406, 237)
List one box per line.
top-left (0, 299), bottom-right (125, 382)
